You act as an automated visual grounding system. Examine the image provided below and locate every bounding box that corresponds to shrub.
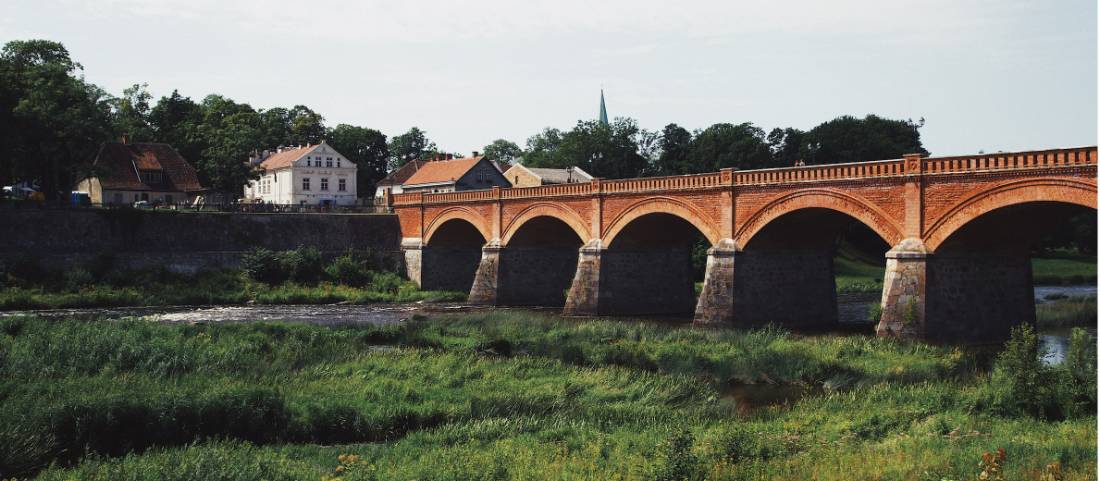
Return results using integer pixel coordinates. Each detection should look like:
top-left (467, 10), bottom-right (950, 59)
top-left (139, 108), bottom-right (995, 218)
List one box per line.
top-left (63, 268), bottom-right (94, 291)
top-left (369, 271), bottom-right (405, 294)
top-left (280, 246), bottom-right (324, 284)
top-left (240, 248), bottom-right (287, 285)
top-left (654, 429), bottom-right (700, 481)
top-left (1059, 327), bottom-right (1097, 417)
top-left (988, 324), bottom-right (1059, 418)
top-left (325, 252), bottom-right (372, 287)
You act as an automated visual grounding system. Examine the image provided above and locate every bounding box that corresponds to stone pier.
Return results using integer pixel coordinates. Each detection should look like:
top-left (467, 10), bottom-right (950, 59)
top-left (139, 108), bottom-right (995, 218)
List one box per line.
top-left (875, 238), bottom-right (928, 338)
top-left (563, 240), bottom-right (604, 316)
top-left (693, 239), bottom-right (737, 326)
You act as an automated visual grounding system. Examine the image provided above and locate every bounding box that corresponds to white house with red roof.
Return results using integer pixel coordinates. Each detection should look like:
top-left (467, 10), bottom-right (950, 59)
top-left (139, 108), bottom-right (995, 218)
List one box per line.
top-left (243, 140), bottom-right (357, 206)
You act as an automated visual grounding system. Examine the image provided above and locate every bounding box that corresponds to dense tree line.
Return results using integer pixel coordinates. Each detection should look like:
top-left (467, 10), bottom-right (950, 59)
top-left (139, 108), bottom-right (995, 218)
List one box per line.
top-left (500, 116), bottom-right (927, 179)
top-left (0, 39), bottom-right (433, 199)
top-left (2, 38), bottom-right (927, 200)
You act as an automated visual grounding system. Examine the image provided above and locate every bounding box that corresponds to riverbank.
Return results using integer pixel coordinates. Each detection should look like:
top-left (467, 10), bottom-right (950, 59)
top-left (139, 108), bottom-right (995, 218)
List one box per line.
top-left (2, 311), bottom-right (1093, 480)
top-left (834, 255), bottom-right (1097, 294)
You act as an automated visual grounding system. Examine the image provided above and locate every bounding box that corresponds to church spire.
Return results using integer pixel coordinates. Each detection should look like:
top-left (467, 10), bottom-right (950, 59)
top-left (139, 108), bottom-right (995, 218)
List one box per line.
top-left (598, 89), bottom-right (608, 125)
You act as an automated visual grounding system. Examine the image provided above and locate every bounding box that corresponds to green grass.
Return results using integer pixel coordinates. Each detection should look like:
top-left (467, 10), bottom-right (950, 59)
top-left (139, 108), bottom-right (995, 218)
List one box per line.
top-left (0, 268), bottom-right (465, 310)
top-left (2, 312), bottom-right (1094, 481)
top-left (833, 254), bottom-right (1097, 293)
top-left (1036, 296), bottom-right (1098, 327)
top-left (1033, 256), bottom-right (1098, 285)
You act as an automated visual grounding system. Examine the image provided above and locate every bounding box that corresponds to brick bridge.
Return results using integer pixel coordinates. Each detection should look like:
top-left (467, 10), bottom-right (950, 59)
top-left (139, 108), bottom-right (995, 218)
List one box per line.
top-left (393, 147), bottom-right (1097, 340)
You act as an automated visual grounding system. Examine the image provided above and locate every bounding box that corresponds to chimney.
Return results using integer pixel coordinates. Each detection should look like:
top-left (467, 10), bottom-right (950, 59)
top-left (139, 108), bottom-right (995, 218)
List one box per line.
top-left (472, 151), bottom-right (479, 157)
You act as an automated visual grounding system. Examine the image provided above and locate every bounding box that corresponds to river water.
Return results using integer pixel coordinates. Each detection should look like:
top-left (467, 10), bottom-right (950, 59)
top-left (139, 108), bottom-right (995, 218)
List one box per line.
top-left (4, 286), bottom-right (1093, 363)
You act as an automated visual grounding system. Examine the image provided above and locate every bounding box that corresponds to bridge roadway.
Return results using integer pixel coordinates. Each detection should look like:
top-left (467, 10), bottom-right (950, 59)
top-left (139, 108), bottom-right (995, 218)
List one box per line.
top-left (392, 147), bottom-right (1097, 340)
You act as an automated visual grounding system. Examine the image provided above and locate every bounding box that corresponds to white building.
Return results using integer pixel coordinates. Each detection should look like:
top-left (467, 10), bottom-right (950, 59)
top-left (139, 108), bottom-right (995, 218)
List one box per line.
top-left (243, 141), bottom-right (357, 206)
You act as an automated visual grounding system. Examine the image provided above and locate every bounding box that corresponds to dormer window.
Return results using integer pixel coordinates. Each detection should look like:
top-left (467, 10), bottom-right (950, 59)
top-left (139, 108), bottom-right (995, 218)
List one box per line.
top-left (140, 170), bottom-right (163, 185)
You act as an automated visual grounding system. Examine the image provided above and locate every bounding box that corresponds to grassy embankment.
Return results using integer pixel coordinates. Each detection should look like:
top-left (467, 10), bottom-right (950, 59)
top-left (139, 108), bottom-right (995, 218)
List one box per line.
top-left (835, 253), bottom-right (1097, 294)
top-left (0, 248), bottom-right (464, 310)
top-left (1, 312), bottom-right (1094, 480)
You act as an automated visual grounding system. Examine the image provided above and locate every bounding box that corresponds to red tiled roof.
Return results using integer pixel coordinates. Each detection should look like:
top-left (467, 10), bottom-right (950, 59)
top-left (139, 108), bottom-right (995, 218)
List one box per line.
top-left (258, 145), bottom-right (312, 171)
top-left (90, 142), bottom-right (204, 192)
top-left (377, 159), bottom-right (427, 186)
top-left (403, 156), bottom-right (484, 186)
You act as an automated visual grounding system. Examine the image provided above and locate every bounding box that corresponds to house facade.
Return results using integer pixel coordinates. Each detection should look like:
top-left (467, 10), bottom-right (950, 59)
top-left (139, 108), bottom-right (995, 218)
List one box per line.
top-left (374, 159), bottom-right (427, 203)
top-left (399, 155), bottom-right (511, 194)
top-left (502, 164), bottom-right (593, 188)
top-left (76, 141), bottom-right (205, 205)
top-left (243, 141), bottom-right (357, 206)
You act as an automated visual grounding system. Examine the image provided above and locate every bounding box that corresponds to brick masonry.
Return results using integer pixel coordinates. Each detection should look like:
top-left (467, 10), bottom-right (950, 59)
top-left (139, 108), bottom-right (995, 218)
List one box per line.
top-left (393, 147), bottom-right (1096, 339)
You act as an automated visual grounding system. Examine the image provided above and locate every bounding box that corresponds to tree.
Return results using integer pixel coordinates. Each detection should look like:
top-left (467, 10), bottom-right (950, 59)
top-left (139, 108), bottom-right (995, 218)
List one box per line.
top-left (149, 89), bottom-right (205, 163)
top-left (525, 118), bottom-right (647, 179)
top-left (110, 83), bottom-right (154, 141)
top-left (803, 115), bottom-right (927, 165)
top-left (388, 127), bottom-right (437, 168)
top-left (522, 128), bottom-right (565, 168)
top-left (651, 123), bottom-right (692, 176)
top-left (482, 139), bottom-right (522, 163)
top-left (0, 39), bottom-right (113, 199)
top-left (196, 94), bottom-right (262, 193)
top-left (687, 122), bottom-right (774, 172)
top-left (328, 124), bottom-right (388, 198)
top-left (287, 105), bottom-right (325, 146)
top-left (767, 127), bottom-right (807, 167)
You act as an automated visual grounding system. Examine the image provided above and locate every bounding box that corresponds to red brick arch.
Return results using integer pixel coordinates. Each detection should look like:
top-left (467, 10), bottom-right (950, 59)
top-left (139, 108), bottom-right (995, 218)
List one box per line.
top-left (602, 196), bottom-right (721, 247)
top-left (923, 177), bottom-right (1097, 252)
top-left (501, 202), bottom-right (591, 246)
top-left (423, 206), bottom-right (492, 245)
top-left (735, 189), bottom-right (905, 247)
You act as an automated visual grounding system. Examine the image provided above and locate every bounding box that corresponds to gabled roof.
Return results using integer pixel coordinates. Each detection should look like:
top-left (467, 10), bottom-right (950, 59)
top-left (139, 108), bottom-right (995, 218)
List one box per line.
top-left (403, 156), bottom-right (485, 186)
top-left (257, 145), bottom-right (314, 171)
top-left (377, 159), bottom-right (428, 187)
top-left (527, 166), bottom-right (593, 184)
top-left (89, 142), bottom-right (204, 192)
top-left (505, 164), bottom-right (593, 184)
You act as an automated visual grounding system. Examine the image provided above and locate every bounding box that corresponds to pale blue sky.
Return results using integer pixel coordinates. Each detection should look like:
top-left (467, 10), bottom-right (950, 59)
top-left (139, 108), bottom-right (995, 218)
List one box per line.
top-left (4, 0), bottom-right (1096, 157)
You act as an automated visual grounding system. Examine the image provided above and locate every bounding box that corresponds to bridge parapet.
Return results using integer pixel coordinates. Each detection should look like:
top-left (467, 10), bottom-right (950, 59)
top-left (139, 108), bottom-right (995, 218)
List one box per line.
top-left (735, 159), bottom-right (906, 185)
top-left (921, 146), bottom-right (1095, 175)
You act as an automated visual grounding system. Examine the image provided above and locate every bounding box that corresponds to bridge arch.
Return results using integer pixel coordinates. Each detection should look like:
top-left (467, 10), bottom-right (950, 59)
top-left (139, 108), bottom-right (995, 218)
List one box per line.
top-left (501, 202), bottom-right (591, 246)
top-left (423, 207), bottom-right (491, 245)
top-left (923, 177), bottom-right (1097, 252)
top-left (735, 189), bottom-right (904, 248)
top-left (602, 197), bottom-right (720, 247)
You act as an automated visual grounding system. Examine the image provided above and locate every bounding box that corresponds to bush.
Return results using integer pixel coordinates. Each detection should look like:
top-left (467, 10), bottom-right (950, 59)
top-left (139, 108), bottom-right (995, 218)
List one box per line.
top-left (240, 248), bottom-right (287, 285)
top-left (654, 429), bottom-right (700, 481)
top-left (280, 246), bottom-right (324, 285)
top-left (325, 252), bottom-right (372, 287)
top-left (1060, 327), bottom-right (1097, 417)
top-left (63, 268), bottom-right (94, 291)
top-left (987, 324), bottom-right (1062, 419)
top-left (369, 271), bottom-right (405, 294)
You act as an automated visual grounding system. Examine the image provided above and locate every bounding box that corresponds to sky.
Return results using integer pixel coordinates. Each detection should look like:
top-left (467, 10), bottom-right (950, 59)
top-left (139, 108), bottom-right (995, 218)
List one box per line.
top-left (3, 0), bottom-right (1097, 158)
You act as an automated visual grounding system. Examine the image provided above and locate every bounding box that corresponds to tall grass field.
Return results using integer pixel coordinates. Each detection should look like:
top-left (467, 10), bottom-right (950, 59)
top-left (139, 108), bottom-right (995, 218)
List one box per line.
top-left (1, 312), bottom-right (1094, 480)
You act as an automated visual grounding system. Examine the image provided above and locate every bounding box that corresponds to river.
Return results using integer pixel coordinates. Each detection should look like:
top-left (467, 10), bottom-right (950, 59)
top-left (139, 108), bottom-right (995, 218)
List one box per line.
top-left (3, 286), bottom-right (1093, 365)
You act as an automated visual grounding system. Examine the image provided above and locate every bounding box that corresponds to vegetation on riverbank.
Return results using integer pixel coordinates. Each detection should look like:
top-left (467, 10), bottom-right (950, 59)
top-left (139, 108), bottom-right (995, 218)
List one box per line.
top-left (834, 254), bottom-right (1097, 294)
top-left (0, 248), bottom-right (465, 310)
top-left (1036, 295), bottom-right (1098, 327)
top-left (1, 312), bottom-right (1094, 480)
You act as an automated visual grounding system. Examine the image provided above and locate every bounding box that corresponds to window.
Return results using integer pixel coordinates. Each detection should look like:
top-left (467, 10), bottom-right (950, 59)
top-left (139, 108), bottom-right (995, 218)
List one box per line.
top-left (337, 160), bottom-right (341, 168)
top-left (326, 159), bottom-right (333, 168)
top-left (320, 178), bottom-right (329, 191)
top-left (302, 178), bottom-right (311, 191)
top-left (338, 179), bottom-right (346, 191)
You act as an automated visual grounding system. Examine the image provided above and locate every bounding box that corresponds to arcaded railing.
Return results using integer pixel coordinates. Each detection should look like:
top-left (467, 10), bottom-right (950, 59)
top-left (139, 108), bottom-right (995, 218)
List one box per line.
top-left (922, 147), bottom-right (1096, 175)
top-left (389, 146), bottom-right (1096, 206)
top-left (734, 159), bottom-right (905, 185)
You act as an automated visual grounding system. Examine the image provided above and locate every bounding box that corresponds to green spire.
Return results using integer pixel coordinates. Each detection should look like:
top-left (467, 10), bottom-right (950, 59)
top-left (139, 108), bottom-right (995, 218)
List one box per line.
top-left (598, 89), bottom-right (608, 125)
